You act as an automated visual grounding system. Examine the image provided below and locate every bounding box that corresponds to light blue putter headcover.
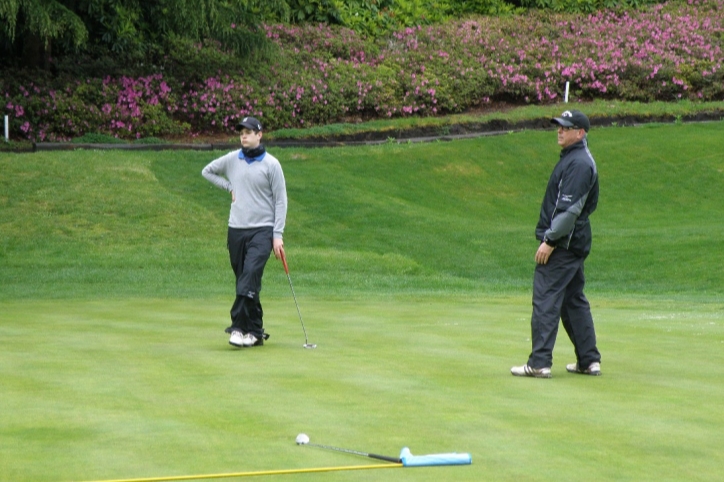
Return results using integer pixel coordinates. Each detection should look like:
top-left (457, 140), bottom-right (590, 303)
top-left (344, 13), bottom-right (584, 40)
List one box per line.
top-left (399, 447), bottom-right (472, 467)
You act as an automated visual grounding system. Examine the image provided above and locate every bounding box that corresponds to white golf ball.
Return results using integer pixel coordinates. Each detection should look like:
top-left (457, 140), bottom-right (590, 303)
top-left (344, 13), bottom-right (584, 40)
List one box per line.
top-left (296, 433), bottom-right (310, 445)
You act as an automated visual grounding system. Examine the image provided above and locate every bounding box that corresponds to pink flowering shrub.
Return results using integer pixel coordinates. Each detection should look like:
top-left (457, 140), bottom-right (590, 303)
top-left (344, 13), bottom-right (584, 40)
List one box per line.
top-left (2, 0), bottom-right (722, 141)
top-left (3, 75), bottom-right (186, 141)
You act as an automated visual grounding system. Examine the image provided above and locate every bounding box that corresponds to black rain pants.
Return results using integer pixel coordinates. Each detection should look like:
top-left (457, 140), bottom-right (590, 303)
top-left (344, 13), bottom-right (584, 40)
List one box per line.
top-left (528, 247), bottom-right (601, 369)
top-left (227, 226), bottom-right (273, 338)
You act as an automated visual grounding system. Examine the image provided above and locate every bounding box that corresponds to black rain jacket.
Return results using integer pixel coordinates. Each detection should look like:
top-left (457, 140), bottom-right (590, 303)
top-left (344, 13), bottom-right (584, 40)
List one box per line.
top-left (535, 138), bottom-right (599, 258)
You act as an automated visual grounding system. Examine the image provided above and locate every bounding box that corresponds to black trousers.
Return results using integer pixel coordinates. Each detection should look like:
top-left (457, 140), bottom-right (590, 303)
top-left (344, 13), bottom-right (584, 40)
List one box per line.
top-left (528, 247), bottom-right (601, 369)
top-left (227, 226), bottom-right (273, 337)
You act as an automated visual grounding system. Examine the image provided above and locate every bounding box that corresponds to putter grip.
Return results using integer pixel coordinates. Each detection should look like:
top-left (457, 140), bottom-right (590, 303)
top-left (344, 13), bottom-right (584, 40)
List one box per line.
top-left (281, 252), bottom-right (289, 274)
top-left (369, 453), bottom-right (402, 464)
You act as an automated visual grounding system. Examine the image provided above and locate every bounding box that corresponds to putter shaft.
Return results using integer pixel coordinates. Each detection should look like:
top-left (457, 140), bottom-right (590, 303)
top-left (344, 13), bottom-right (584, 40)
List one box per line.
top-left (281, 252), bottom-right (315, 348)
top-left (286, 272), bottom-right (310, 343)
top-left (305, 442), bottom-right (401, 464)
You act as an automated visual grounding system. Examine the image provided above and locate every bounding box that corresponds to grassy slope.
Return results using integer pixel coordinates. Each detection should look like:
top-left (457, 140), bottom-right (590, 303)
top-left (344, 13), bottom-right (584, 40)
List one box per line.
top-left (1, 121), bottom-right (724, 299)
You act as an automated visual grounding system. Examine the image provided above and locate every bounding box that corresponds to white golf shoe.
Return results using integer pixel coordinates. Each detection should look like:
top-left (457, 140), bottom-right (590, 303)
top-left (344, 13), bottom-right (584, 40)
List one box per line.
top-left (241, 333), bottom-right (263, 347)
top-left (566, 362), bottom-right (601, 376)
top-left (510, 364), bottom-right (552, 378)
top-left (229, 330), bottom-right (245, 347)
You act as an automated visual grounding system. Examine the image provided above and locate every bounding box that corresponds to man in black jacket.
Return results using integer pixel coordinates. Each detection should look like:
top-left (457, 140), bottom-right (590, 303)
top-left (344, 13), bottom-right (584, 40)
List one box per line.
top-left (511, 109), bottom-right (602, 379)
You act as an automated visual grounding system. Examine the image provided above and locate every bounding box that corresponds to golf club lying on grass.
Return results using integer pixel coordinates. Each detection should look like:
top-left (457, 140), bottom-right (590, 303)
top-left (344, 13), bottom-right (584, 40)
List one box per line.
top-left (77, 437), bottom-right (470, 482)
top-left (281, 251), bottom-right (316, 349)
top-left (295, 433), bottom-right (472, 467)
top-left (295, 433), bottom-right (401, 463)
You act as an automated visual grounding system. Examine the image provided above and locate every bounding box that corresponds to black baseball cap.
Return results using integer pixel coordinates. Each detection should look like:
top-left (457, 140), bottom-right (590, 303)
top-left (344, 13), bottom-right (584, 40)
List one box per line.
top-left (236, 116), bottom-right (263, 132)
top-left (551, 110), bottom-right (590, 132)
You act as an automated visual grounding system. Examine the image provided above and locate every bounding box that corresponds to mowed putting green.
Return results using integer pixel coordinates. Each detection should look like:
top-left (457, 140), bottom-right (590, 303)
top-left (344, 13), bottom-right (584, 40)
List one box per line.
top-left (1, 119), bottom-right (724, 481)
top-left (1, 297), bottom-right (722, 482)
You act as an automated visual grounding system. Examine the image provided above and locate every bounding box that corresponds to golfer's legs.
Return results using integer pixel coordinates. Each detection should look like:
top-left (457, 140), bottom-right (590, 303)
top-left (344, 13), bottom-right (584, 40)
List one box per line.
top-left (560, 304), bottom-right (580, 362)
top-left (228, 228), bottom-right (247, 332)
top-left (232, 295), bottom-right (263, 336)
top-left (528, 249), bottom-right (577, 369)
top-left (561, 263), bottom-right (601, 367)
top-left (230, 227), bottom-right (272, 336)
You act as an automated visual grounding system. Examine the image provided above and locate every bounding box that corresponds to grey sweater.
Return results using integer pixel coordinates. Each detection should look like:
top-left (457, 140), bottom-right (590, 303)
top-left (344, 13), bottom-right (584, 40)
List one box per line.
top-left (202, 150), bottom-right (287, 239)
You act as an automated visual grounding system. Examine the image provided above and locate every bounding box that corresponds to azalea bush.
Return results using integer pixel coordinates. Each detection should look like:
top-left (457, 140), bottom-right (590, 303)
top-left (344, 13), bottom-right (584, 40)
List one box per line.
top-left (2, 0), bottom-right (722, 141)
top-left (2, 75), bottom-right (186, 141)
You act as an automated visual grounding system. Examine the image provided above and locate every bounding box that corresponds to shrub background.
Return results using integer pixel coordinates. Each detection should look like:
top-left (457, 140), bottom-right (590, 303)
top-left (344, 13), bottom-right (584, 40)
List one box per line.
top-left (1, 0), bottom-right (722, 141)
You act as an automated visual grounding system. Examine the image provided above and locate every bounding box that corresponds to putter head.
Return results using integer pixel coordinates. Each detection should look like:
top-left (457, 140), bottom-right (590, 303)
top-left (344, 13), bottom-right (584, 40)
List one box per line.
top-left (303, 343), bottom-right (317, 349)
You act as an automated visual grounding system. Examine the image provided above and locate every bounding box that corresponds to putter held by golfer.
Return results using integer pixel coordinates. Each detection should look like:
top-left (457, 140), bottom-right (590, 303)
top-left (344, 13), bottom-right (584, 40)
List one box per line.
top-left (281, 251), bottom-right (316, 349)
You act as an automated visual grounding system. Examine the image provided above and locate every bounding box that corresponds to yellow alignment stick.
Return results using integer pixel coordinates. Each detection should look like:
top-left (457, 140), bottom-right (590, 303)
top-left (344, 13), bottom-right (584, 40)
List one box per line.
top-left (79, 463), bottom-right (403, 482)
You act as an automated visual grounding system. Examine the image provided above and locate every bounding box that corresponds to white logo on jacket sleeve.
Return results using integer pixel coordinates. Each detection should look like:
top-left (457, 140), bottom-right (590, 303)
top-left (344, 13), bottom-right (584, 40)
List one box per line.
top-left (561, 194), bottom-right (572, 202)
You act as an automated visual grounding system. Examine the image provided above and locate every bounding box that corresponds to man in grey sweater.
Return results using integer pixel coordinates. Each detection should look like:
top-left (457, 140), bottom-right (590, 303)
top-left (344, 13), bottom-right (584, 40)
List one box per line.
top-left (202, 116), bottom-right (288, 348)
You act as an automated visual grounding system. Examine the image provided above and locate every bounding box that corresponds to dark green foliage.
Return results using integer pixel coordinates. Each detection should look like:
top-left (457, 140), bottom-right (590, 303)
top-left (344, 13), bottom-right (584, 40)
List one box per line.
top-left (0, 0), bottom-right (88, 69)
top-left (284, 0), bottom-right (341, 23)
top-left (442, 0), bottom-right (520, 16)
top-left (0, 0), bottom-right (286, 69)
top-left (71, 132), bottom-right (124, 143)
top-left (159, 35), bottom-right (271, 83)
top-left (132, 136), bottom-right (165, 144)
top-left (516, 0), bottom-right (663, 13)
top-left (311, 0), bottom-right (516, 36)
top-left (0, 139), bottom-right (33, 151)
